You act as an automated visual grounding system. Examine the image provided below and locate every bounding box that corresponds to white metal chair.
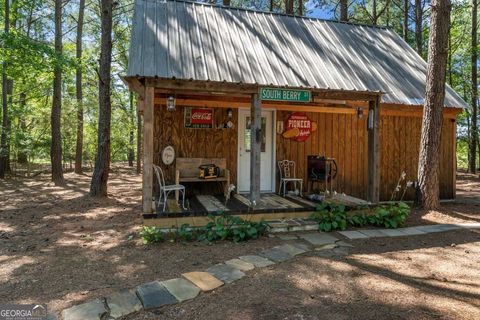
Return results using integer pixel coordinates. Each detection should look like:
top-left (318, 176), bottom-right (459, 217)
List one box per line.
top-left (153, 164), bottom-right (186, 212)
top-left (278, 160), bottom-right (303, 197)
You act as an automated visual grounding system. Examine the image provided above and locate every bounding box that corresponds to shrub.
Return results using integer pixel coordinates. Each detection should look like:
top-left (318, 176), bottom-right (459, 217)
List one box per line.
top-left (368, 202), bottom-right (410, 228)
top-left (139, 226), bottom-right (164, 244)
top-left (176, 223), bottom-right (195, 242)
top-left (310, 203), bottom-right (348, 232)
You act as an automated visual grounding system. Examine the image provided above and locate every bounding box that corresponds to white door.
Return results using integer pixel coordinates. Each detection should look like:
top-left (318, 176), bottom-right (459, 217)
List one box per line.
top-left (238, 109), bottom-right (275, 193)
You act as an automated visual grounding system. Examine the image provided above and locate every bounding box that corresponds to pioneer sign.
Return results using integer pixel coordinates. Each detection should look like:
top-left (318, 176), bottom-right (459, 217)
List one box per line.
top-left (260, 87), bottom-right (311, 102)
top-left (184, 107), bottom-right (214, 129)
top-left (282, 112), bottom-right (317, 142)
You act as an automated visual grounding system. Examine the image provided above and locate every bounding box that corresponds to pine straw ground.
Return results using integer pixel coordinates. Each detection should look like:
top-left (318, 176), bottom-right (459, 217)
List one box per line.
top-left (0, 165), bottom-right (479, 319)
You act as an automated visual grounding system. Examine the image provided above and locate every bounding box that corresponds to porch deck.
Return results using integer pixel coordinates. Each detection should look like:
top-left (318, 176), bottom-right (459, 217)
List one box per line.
top-left (143, 193), bottom-right (369, 228)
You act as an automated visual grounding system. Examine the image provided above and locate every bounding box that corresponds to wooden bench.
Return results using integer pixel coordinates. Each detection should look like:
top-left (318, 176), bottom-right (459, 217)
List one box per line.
top-left (175, 158), bottom-right (230, 200)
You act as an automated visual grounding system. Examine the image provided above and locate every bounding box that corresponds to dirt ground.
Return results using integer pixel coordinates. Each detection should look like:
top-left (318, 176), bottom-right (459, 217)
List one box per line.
top-left (0, 166), bottom-right (479, 319)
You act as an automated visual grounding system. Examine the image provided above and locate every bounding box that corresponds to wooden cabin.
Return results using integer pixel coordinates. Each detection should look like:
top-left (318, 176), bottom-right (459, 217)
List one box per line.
top-left (124, 0), bottom-right (466, 221)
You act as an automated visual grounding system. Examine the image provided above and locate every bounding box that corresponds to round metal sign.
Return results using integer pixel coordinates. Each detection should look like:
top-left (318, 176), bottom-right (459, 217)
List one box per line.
top-left (161, 146), bottom-right (175, 165)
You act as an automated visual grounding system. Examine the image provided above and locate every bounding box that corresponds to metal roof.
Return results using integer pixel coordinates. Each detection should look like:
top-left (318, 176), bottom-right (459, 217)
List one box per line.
top-left (127, 0), bottom-right (467, 108)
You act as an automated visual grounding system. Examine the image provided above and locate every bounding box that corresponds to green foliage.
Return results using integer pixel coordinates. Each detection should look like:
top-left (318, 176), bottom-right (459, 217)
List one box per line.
top-left (197, 212), bottom-right (268, 243)
top-left (368, 202), bottom-right (411, 229)
top-left (310, 203), bottom-right (348, 232)
top-left (311, 202), bottom-right (411, 231)
top-left (139, 226), bottom-right (164, 244)
top-left (175, 223), bottom-right (195, 242)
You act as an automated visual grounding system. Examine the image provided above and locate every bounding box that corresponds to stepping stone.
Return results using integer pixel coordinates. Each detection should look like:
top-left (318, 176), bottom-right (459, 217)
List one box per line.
top-left (358, 229), bottom-right (389, 238)
top-left (225, 258), bottom-right (255, 271)
top-left (379, 229), bottom-right (407, 237)
top-left (275, 243), bottom-right (307, 256)
top-left (206, 264), bottom-right (245, 284)
top-left (135, 281), bottom-right (178, 310)
top-left (277, 234), bottom-right (298, 240)
top-left (106, 289), bottom-right (143, 319)
top-left (435, 224), bottom-right (463, 231)
top-left (335, 240), bottom-right (354, 248)
top-left (413, 225), bottom-right (446, 233)
top-left (182, 271), bottom-right (224, 292)
top-left (299, 232), bottom-right (339, 246)
top-left (290, 242), bottom-right (313, 252)
top-left (239, 255), bottom-right (275, 268)
top-left (397, 227), bottom-right (426, 235)
top-left (61, 299), bottom-right (107, 320)
top-left (160, 278), bottom-right (200, 302)
top-left (315, 243), bottom-right (337, 251)
top-left (261, 247), bottom-right (294, 262)
top-left (455, 223), bottom-right (480, 229)
top-left (338, 230), bottom-right (370, 239)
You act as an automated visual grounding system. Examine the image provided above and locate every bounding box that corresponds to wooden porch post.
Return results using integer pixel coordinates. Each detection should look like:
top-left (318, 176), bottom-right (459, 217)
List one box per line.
top-left (250, 93), bottom-right (262, 204)
top-left (367, 96), bottom-right (381, 203)
top-left (142, 86), bottom-right (155, 213)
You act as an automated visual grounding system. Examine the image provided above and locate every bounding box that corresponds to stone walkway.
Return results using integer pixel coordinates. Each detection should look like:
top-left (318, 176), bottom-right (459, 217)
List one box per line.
top-left (59, 222), bottom-right (480, 320)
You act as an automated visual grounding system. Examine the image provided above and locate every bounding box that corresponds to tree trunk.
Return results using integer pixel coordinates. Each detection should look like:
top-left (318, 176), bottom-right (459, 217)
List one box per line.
top-left (75, 0), bottom-right (86, 174)
top-left (51, 0), bottom-right (64, 185)
top-left (415, 0), bottom-right (451, 209)
top-left (136, 110), bottom-right (142, 175)
top-left (373, 0), bottom-right (378, 25)
top-left (403, 0), bottom-right (409, 41)
top-left (222, 0), bottom-right (230, 5)
top-left (285, 0), bottom-right (294, 14)
top-left (0, 0), bottom-right (10, 178)
top-left (17, 92), bottom-right (28, 164)
top-left (90, 0), bottom-right (113, 197)
top-left (298, 0), bottom-right (303, 16)
top-left (340, 0), bottom-right (348, 21)
top-left (469, 0), bottom-right (478, 174)
top-left (415, 0), bottom-right (423, 56)
top-left (128, 92), bottom-right (134, 167)
top-left (270, 0), bottom-right (274, 11)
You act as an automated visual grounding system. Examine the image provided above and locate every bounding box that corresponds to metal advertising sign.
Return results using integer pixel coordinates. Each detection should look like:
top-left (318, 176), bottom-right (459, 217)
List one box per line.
top-left (260, 87), bottom-right (311, 103)
top-left (282, 112), bottom-right (317, 142)
top-left (184, 107), bottom-right (214, 129)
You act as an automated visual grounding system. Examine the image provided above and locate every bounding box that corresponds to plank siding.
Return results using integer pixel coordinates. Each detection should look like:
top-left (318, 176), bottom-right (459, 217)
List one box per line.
top-left (152, 94), bottom-right (457, 201)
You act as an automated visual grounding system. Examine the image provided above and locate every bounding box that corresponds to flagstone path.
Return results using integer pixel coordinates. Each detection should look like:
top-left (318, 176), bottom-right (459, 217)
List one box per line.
top-left (59, 222), bottom-right (480, 320)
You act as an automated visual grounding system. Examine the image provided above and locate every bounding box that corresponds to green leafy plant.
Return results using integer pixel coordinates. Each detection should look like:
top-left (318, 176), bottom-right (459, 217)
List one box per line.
top-left (139, 226), bottom-right (164, 244)
top-left (197, 212), bottom-right (268, 243)
top-left (175, 223), bottom-right (195, 242)
top-left (370, 202), bottom-right (410, 228)
top-left (347, 213), bottom-right (369, 227)
top-left (310, 203), bottom-right (348, 232)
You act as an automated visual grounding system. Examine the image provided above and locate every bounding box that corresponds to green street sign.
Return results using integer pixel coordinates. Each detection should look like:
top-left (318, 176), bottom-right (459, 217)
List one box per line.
top-left (260, 87), bottom-right (311, 103)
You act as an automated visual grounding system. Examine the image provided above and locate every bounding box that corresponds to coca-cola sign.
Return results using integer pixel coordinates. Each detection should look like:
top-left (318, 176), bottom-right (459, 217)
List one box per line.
top-left (184, 107), bottom-right (214, 129)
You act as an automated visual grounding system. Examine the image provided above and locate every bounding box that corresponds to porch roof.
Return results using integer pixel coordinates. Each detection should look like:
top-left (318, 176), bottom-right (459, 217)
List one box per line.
top-left (127, 0), bottom-right (467, 109)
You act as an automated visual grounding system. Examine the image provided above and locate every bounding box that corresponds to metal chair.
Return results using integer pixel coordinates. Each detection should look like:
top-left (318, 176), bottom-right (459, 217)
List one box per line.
top-left (153, 164), bottom-right (186, 212)
top-left (278, 160), bottom-right (303, 197)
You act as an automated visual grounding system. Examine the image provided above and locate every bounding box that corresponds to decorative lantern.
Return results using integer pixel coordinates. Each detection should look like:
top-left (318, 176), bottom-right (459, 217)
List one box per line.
top-left (166, 96), bottom-right (176, 111)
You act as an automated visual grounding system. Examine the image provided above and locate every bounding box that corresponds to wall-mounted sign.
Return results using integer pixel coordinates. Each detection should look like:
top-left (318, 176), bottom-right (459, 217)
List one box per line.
top-left (282, 112), bottom-right (317, 142)
top-left (184, 107), bottom-right (214, 129)
top-left (260, 87), bottom-right (311, 103)
top-left (161, 145), bottom-right (175, 165)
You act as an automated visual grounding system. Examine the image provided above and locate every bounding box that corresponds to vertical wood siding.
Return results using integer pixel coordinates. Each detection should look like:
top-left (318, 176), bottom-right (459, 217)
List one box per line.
top-left (153, 101), bottom-right (456, 201)
top-left (153, 104), bottom-right (238, 188)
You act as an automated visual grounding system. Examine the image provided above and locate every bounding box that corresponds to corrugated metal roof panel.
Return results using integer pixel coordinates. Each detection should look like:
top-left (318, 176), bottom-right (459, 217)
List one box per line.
top-left (127, 0), bottom-right (468, 108)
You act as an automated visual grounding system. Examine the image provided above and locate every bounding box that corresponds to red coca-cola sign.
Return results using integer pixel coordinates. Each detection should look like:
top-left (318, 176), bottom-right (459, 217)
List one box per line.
top-left (282, 112), bottom-right (317, 142)
top-left (184, 108), bottom-right (213, 128)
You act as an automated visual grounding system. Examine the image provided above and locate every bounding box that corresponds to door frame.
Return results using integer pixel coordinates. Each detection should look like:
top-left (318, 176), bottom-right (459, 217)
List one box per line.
top-left (236, 108), bottom-right (276, 194)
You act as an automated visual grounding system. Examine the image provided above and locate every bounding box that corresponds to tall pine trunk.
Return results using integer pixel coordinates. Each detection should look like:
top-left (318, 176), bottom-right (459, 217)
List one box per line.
top-left (51, 0), bottom-right (64, 185)
top-left (403, 0), bottom-right (409, 41)
top-left (285, 0), bottom-right (293, 14)
top-left (469, 0), bottom-right (478, 173)
top-left (416, 0), bottom-right (451, 209)
top-left (415, 0), bottom-right (424, 56)
top-left (340, 0), bottom-right (348, 21)
top-left (17, 92), bottom-right (28, 164)
top-left (136, 110), bottom-right (141, 174)
top-left (90, 0), bottom-right (113, 197)
top-left (0, 0), bottom-right (10, 178)
top-left (75, 0), bottom-right (86, 174)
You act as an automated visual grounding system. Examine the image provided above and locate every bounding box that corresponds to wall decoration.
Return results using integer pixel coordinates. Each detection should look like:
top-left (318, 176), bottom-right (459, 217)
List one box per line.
top-left (184, 107), bottom-right (214, 128)
top-left (282, 112), bottom-right (317, 142)
top-left (161, 145), bottom-right (175, 165)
